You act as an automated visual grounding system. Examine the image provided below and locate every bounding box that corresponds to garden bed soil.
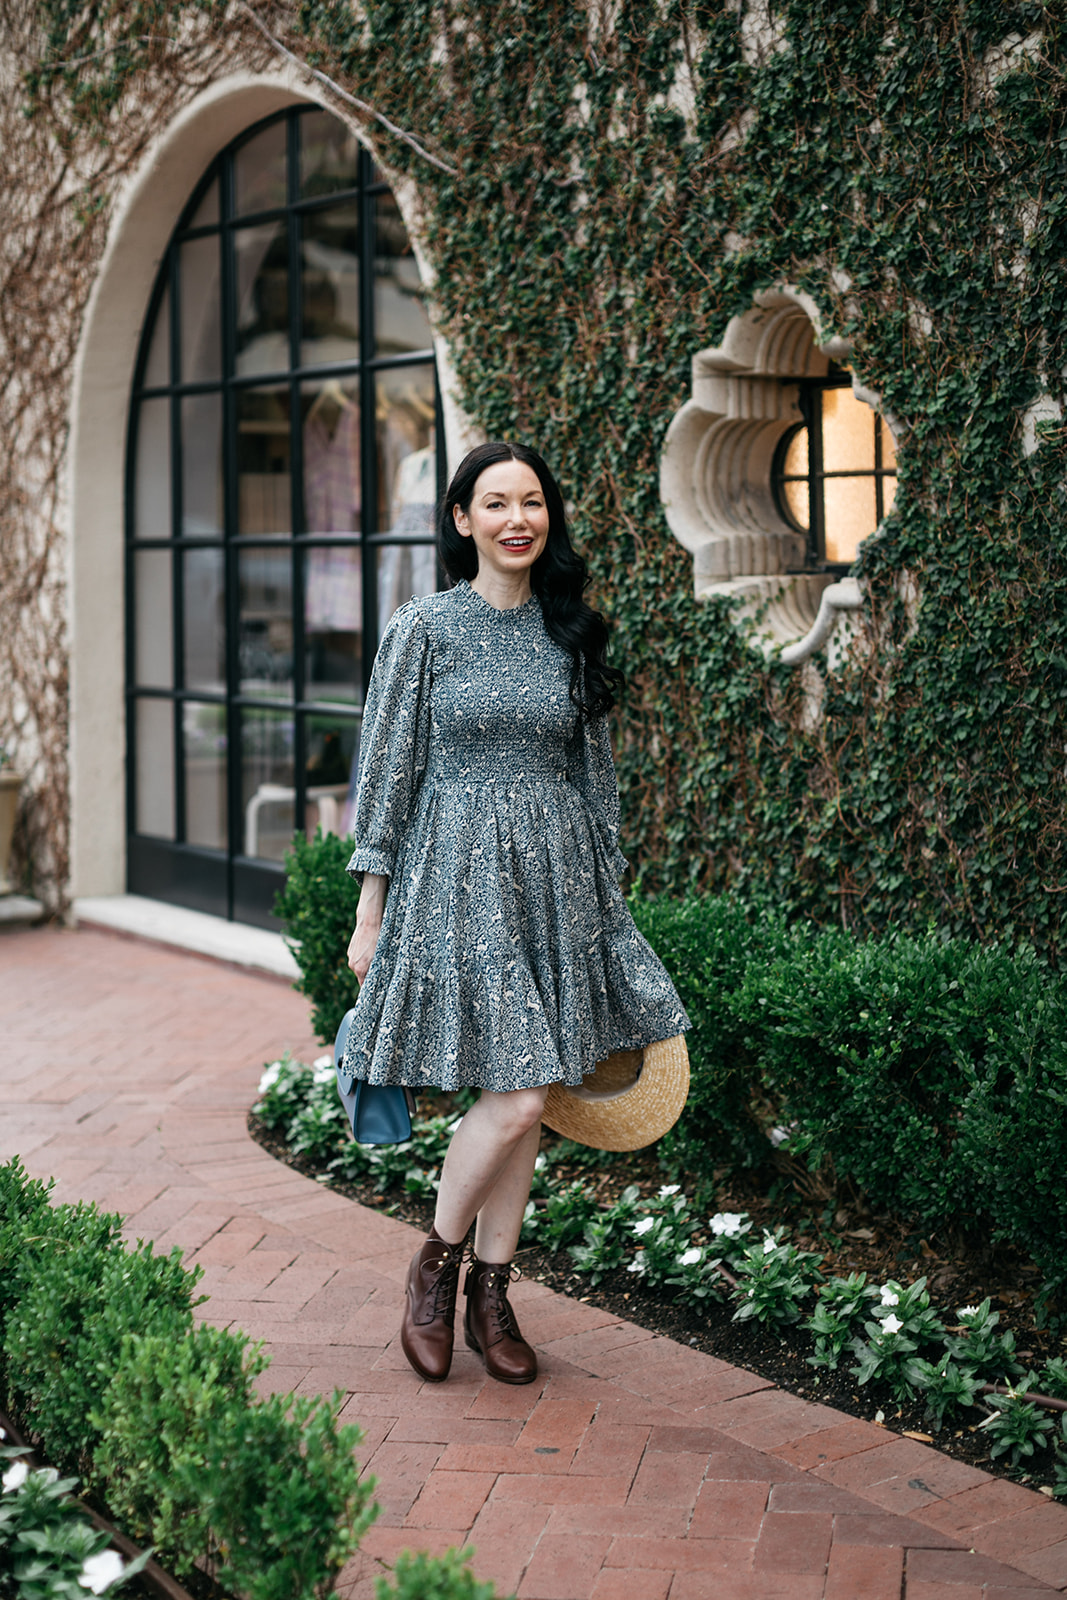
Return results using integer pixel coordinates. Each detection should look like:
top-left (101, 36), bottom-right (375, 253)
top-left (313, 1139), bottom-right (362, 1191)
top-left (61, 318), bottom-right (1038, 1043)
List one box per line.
top-left (248, 1109), bottom-right (1067, 1494)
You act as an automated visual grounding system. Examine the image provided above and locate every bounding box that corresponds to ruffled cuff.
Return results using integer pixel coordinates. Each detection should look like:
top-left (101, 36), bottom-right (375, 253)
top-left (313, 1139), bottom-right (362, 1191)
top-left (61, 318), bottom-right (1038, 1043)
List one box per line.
top-left (345, 845), bottom-right (394, 880)
top-left (611, 845), bottom-right (630, 880)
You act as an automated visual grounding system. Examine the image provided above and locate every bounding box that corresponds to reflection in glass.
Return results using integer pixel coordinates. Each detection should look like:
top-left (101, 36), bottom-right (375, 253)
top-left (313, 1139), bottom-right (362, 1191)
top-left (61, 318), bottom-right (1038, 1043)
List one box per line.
top-left (183, 548), bottom-right (225, 693)
top-left (241, 708), bottom-right (295, 861)
top-left (304, 546), bottom-right (361, 704)
top-left (304, 712), bottom-right (359, 841)
top-left (239, 546), bottom-right (293, 696)
top-left (134, 550), bottom-right (172, 688)
top-left (181, 393), bottom-right (224, 537)
top-left (179, 234), bottom-right (222, 383)
top-left (234, 222), bottom-right (289, 376)
top-left (187, 180), bottom-right (219, 229)
top-left (375, 193), bottom-right (432, 355)
top-left (301, 380), bottom-right (361, 533)
top-left (301, 205), bottom-right (360, 366)
top-left (135, 699), bottom-right (175, 838)
top-left (134, 399), bottom-right (171, 539)
top-left (822, 386), bottom-right (876, 473)
top-left (376, 363), bottom-right (436, 532)
top-left (183, 701), bottom-right (228, 849)
top-left (377, 543), bottom-right (438, 636)
top-left (237, 388), bottom-right (291, 535)
top-left (300, 110), bottom-right (360, 198)
top-left (142, 286), bottom-right (169, 388)
top-left (234, 119), bottom-right (287, 216)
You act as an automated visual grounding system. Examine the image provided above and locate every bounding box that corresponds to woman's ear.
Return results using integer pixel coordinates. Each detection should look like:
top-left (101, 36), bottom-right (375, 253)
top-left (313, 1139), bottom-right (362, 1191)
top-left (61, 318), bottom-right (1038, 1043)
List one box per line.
top-left (453, 504), bottom-right (471, 538)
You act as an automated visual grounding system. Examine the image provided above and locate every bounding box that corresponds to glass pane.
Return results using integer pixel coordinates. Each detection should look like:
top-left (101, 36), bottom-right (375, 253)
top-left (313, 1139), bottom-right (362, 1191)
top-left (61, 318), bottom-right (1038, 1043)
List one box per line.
top-left (181, 392), bottom-right (224, 537)
top-left (234, 118), bottom-right (288, 216)
top-left (134, 698), bottom-right (175, 838)
top-left (305, 546), bottom-right (361, 704)
top-left (183, 547), bottom-right (226, 693)
top-left (782, 478), bottom-right (809, 531)
top-left (241, 708), bottom-right (295, 861)
top-left (301, 203), bottom-right (360, 366)
top-left (301, 378), bottom-right (361, 532)
top-left (187, 179), bottom-right (219, 229)
top-left (783, 427), bottom-right (808, 479)
top-left (234, 221), bottom-right (289, 378)
top-left (183, 701), bottom-right (228, 850)
top-left (179, 235), bottom-right (222, 383)
top-left (882, 474), bottom-right (898, 519)
top-left (880, 415), bottom-right (898, 469)
top-left (237, 388), bottom-right (291, 535)
top-left (239, 546), bottom-right (293, 696)
top-left (376, 363), bottom-right (436, 533)
top-left (133, 398), bottom-right (171, 539)
top-left (142, 286), bottom-right (169, 388)
top-left (822, 386), bottom-right (875, 473)
top-left (377, 543), bottom-right (438, 637)
top-left (300, 110), bottom-right (360, 198)
top-left (304, 713), bottom-right (359, 839)
top-left (823, 476), bottom-right (877, 565)
top-left (134, 550), bottom-right (172, 688)
top-left (375, 193), bottom-right (432, 355)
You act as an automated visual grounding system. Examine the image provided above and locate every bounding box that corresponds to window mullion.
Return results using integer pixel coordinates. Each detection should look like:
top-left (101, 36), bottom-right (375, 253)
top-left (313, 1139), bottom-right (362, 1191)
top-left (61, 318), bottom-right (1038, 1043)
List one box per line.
top-left (359, 144), bottom-right (378, 700)
top-left (220, 147), bottom-right (241, 904)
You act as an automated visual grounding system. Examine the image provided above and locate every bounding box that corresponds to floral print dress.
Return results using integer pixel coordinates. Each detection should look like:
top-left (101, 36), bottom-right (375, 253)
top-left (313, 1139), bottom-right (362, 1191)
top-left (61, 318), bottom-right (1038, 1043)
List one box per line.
top-left (341, 580), bottom-right (689, 1093)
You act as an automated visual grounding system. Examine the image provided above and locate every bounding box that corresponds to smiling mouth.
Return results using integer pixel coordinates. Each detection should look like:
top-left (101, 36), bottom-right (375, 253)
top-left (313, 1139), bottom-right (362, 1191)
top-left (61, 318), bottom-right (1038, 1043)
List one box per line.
top-left (500, 537), bottom-right (533, 549)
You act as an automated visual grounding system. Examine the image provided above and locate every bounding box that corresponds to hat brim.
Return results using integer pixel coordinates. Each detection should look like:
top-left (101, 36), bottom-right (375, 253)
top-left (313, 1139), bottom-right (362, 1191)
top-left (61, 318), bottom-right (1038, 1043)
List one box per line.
top-left (541, 1035), bottom-right (690, 1153)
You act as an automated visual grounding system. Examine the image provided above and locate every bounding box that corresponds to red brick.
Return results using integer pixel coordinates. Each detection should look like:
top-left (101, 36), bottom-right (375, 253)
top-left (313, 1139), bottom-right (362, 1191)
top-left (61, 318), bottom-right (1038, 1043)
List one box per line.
top-left (571, 1421), bottom-right (649, 1481)
top-left (1011, 1538), bottom-right (1067, 1588)
top-left (359, 1525), bottom-right (468, 1563)
top-left (436, 1443), bottom-right (573, 1476)
top-left (516, 1397), bottom-right (596, 1453)
top-left (912, 1479), bottom-right (1041, 1536)
top-left (668, 1575), bottom-right (825, 1600)
top-left (627, 1448), bottom-right (707, 1508)
top-left (405, 1470), bottom-right (495, 1529)
top-left (590, 1569), bottom-right (671, 1600)
top-left (823, 1541), bottom-right (903, 1600)
top-left (907, 1547), bottom-right (1051, 1588)
top-left (517, 1533), bottom-right (612, 1599)
top-left (544, 1503), bottom-right (690, 1539)
top-left (689, 1477), bottom-right (768, 1540)
top-left (903, 1585), bottom-right (983, 1600)
top-left (771, 1418), bottom-right (889, 1468)
top-left (605, 1535), bottom-right (754, 1573)
top-left (493, 1473), bottom-right (630, 1506)
top-left (975, 1504), bottom-right (1067, 1565)
top-left (752, 1511), bottom-right (833, 1573)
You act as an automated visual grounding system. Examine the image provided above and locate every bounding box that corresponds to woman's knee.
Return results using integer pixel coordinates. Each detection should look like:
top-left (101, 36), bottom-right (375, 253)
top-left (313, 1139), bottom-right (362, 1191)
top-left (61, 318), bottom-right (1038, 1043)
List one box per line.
top-left (479, 1086), bottom-right (547, 1141)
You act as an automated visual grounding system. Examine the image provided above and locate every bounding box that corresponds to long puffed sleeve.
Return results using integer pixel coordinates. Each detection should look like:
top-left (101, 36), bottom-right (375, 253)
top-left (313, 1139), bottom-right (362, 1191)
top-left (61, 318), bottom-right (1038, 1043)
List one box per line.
top-left (346, 603), bottom-right (431, 879)
top-left (570, 711), bottom-right (630, 879)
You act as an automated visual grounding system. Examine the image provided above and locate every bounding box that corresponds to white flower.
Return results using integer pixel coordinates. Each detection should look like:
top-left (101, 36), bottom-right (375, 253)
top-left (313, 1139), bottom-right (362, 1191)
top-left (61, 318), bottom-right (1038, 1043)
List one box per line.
top-left (0, 1426), bottom-right (5, 1439)
top-left (79, 1550), bottom-right (125, 1594)
top-left (313, 1052), bottom-right (333, 1070)
top-left (958, 1304), bottom-right (979, 1319)
top-left (658, 1184), bottom-right (681, 1198)
top-left (766, 1126), bottom-right (789, 1147)
top-left (534, 1154), bottom-right (546, 1171)
top-left (882, 1313), bottom-right (903, 1335)
top-left (633, 1216), bottom-right (656, 1236)
top-left (2, 1460), bottom-right (29, 1492)
top-left (257, 1061), bottom-right (283, 1094)
top-left (679, 1247), bottom-right (702, 1267)
top-left (879, 1287), bottom-right (899, 1307)
top-left (627, 1255), bottom-right (646, 1275)
top-left (709, 1212), bottom-right (746, 1238)
top-left (312, 1059), bottom-right (335, 1085)
top-left (762, 1235), bottom-right (778, 1255)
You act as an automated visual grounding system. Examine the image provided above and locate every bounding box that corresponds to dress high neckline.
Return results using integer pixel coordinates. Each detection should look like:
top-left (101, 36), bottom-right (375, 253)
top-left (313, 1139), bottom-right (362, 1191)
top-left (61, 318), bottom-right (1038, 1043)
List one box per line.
top-left (458, 580), bottom-right (539, 617)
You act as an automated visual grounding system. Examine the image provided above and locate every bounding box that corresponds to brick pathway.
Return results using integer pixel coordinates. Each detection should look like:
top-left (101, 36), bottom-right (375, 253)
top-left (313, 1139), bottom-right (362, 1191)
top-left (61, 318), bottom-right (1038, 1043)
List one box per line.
top-left (3, 923), bottom-right (1067, 1600)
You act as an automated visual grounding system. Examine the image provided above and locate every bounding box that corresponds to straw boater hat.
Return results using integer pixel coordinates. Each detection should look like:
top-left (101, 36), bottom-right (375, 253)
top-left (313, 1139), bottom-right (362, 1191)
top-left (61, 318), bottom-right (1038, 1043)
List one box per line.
top-left (541, 1036), bottom-right (690, 1152)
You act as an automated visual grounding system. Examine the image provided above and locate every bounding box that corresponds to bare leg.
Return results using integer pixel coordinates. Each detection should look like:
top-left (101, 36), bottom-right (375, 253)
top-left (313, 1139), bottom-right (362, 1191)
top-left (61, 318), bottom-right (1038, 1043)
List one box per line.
top-left (434, 1085), bottom-right (548, 1254)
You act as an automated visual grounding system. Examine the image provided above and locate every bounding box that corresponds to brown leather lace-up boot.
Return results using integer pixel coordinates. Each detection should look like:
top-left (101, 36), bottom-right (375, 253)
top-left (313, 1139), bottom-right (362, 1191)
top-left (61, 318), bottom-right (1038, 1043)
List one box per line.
top-left (400, 1226), bottom-right (467, 1382)
top-left (463, 1257), bottom-right (538, 1385)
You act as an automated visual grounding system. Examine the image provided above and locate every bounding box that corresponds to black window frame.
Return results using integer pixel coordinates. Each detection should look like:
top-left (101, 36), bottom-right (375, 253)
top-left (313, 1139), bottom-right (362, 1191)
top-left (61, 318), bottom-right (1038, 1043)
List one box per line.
top-left (125, 106), bottom-right (445, 927)
top-left (773, 367), bottom-right (896, 573)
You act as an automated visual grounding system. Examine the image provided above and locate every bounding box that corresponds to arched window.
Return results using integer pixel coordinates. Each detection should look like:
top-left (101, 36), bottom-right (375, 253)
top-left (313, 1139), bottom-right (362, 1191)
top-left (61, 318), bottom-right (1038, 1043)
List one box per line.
top-left (126, 106), bottom-right (442, 926)
top-left (771, 365), bottom-right (898, 569)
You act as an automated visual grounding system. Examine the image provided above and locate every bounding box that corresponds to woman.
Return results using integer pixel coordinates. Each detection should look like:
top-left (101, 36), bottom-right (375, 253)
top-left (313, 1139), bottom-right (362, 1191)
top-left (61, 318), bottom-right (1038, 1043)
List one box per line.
top-left (343, 441), bottom-right (688, 1386)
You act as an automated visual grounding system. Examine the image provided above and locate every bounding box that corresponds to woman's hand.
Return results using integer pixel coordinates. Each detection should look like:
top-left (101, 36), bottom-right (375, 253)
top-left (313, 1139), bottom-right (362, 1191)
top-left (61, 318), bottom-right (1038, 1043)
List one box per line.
top-left (348, 873), bottom-right (388, 983)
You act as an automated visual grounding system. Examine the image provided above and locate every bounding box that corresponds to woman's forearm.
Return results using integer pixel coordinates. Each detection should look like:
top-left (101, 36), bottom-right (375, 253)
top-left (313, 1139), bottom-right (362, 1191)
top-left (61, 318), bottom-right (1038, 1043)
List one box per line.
top-left (348, 872), bottom-right (388, 981)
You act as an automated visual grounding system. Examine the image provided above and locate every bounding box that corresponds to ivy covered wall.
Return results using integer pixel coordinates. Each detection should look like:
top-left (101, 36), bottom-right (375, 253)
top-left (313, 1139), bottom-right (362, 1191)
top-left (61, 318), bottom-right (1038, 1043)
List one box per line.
top-left (17, 0), bottom-right (1067, 949)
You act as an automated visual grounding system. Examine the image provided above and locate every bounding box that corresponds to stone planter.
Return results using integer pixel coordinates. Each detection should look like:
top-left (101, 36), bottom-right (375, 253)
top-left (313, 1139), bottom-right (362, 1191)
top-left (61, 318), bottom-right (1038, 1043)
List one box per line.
top-left (0, 768), bottom-right (21, 896)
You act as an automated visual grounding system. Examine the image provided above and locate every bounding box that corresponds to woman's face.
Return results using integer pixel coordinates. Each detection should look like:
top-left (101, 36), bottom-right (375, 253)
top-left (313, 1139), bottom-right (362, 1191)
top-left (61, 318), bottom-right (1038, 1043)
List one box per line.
top-left (453, 461), bottom-right (550, 579)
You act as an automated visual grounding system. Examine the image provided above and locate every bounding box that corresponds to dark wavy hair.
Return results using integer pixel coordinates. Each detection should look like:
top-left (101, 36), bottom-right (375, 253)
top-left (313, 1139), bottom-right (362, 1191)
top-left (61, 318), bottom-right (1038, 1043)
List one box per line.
top-left (437, 441), bottom-right (625, 721)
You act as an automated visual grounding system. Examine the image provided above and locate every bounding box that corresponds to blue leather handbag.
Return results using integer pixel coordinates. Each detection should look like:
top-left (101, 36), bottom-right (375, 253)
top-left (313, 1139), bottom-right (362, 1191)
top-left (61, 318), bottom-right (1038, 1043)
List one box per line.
top-left (333, 1005), bottom-right (415, 1146)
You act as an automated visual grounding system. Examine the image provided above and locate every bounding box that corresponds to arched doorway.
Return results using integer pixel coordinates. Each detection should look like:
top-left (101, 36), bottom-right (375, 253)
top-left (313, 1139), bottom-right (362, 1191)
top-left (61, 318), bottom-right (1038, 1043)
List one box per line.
top-left (125, 105), bottom-right (443, 926)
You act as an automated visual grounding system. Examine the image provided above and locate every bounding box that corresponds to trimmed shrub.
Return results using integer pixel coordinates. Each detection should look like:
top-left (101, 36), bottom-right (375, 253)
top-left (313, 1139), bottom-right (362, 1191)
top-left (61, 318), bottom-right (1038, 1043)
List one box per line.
top-left (275, 828), bottom-right (359, 1044)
